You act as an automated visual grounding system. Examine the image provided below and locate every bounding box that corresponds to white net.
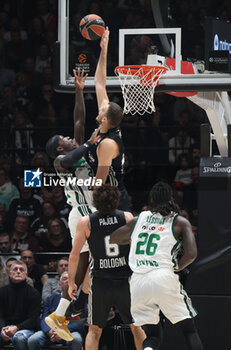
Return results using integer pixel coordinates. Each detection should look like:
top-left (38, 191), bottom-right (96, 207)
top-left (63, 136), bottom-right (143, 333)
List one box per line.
top-left (115, 65), bottom-right (167, 116)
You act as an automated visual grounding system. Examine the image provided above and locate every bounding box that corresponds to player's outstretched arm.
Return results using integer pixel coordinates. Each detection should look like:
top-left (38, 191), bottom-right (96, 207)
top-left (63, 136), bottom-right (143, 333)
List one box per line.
top-left (73, 68), bottom-right (88, 145)
top-left (68, 216), bottom-right (90, 300)
top-left (94, 27), bottom-right (110, 110)
top-left (54, 127), bottom-right (101, 172)
top-left (110, 214), bottom-right (137, 245)
top-left (174, 216), bottom-right (198, 272)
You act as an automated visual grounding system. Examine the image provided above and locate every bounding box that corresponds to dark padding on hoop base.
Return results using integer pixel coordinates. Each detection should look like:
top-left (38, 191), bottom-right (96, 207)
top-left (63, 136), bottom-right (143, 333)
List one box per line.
top-left (200, 124), bottom-right (211, 157)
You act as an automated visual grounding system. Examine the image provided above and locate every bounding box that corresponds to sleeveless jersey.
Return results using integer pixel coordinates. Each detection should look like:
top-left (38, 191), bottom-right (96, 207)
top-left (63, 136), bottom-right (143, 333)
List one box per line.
top-left (129, 211), bottom-right (181, 273)
top-left (55, 157), bottom-right (95, 215)
top-left (85, 127), bottom-right (126, 191)
top-left (88, 209), bottom-right (131, 279)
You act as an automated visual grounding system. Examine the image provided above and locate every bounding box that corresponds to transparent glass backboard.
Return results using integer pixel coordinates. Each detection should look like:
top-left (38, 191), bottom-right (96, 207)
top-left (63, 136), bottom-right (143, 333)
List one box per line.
top-left (55, 0), bottom-right (231, 93)
top-left (57, 0), bottom-right (182, 92)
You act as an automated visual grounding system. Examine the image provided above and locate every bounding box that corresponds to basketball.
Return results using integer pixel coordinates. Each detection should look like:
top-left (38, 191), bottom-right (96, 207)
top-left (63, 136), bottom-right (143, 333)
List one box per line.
top-left (79, 14), bottom-right (105, 41)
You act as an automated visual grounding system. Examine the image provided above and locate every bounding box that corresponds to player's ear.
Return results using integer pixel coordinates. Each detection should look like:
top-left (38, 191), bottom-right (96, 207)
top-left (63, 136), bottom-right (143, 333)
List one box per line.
top-left (57, 146), bottom-right (63, 152)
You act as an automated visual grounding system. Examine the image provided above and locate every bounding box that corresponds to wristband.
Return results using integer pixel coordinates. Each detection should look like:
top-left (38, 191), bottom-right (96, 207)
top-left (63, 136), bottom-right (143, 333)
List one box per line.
top-left (84, 141), bottom-right (94, 148)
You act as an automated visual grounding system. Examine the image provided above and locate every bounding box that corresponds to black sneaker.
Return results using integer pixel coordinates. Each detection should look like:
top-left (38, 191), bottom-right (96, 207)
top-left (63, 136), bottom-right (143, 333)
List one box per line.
top-left (65, 304), bottom-right (86, 322)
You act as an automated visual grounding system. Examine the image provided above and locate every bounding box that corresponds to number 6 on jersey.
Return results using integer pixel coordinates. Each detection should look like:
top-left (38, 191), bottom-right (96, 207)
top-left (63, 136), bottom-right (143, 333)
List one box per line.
top-left (104, 236), bottom-right (119, 257)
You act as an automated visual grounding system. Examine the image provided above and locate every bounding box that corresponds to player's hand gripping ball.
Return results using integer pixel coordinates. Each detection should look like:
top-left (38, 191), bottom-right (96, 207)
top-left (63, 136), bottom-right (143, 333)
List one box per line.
top-left (79, 14), bottom-right (105, 40)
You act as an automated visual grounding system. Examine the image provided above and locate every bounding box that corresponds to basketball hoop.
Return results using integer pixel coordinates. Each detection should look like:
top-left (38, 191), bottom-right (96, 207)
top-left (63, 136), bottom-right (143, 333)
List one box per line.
top-left (115, 65), bottom-right (167, 115)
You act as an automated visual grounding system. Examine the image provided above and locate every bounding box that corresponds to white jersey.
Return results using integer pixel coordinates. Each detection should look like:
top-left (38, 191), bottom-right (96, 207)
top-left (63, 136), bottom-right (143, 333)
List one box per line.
top-left (129, 210), bottom-right (181, 273)
top-left (56, 157), bottom-right (95, 215)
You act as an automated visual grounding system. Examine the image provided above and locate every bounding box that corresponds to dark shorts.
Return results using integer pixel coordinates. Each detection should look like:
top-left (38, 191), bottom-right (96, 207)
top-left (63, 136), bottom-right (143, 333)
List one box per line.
top-left (88, 276), bottom-right (133, 328)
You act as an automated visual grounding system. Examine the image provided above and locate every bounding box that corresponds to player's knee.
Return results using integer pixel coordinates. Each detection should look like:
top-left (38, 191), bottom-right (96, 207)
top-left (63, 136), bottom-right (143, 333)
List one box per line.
top-left (88, 325), bottom-right (102, 340)
top-left (176, 318), bottom-right (204, 350)
top-left (175, 318), bottom-right (196, 333)
top-left (142, 323), bottom-right (163, 338)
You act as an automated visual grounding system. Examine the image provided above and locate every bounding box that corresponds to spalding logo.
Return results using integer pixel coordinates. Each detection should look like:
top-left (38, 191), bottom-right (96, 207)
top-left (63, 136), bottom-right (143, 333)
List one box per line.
top-left (214, 162), bottom-right (221, 167)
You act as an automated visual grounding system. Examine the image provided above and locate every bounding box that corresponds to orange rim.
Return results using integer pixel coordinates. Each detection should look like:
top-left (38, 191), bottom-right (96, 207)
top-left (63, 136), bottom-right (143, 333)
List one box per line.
top-left (115, 65), bottom-right (167, 75)
top-left (115, 65), bottom-right (167, 86)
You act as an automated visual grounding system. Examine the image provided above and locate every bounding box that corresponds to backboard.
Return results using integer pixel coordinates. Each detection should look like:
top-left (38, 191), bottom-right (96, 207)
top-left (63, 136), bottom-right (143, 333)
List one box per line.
top-left (55, 0), bottom-right (231, 94)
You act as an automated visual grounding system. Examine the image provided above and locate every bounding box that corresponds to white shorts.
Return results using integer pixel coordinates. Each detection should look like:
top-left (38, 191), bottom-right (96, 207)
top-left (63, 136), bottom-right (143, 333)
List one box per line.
top-left (68, 207), bottom-right (90, 253)
top-left (130, 268), bottom-right (197, 326)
